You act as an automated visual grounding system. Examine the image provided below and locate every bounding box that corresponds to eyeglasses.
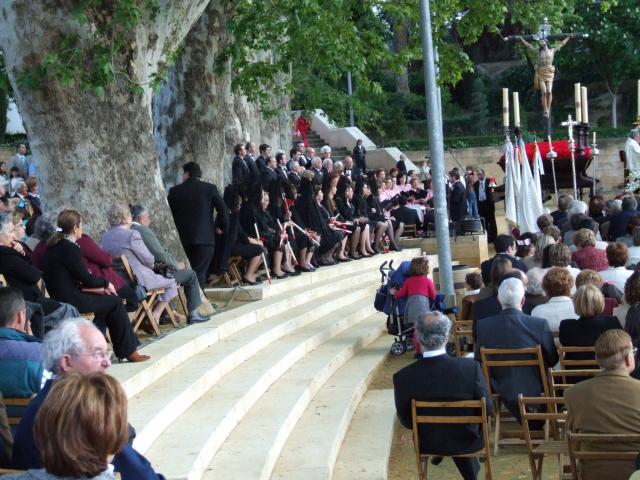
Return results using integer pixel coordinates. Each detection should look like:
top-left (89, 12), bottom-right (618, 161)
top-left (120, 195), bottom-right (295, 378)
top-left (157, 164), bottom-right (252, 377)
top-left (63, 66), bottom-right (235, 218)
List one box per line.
top-left (74, 349), bottom-right (110, 361)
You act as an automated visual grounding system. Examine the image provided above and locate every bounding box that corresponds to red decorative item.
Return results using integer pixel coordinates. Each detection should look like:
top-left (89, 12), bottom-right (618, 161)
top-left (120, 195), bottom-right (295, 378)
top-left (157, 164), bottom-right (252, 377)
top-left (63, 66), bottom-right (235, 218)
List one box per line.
top-left (295, 116), bottom-right (311, 147)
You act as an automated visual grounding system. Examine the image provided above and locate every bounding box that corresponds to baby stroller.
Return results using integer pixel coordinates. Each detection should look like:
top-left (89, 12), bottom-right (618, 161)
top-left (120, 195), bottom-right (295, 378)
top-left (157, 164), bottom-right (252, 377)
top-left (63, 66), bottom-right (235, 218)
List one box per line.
top-left (374, 260), bottom-right (415, 356)
top-left (375, 260), bottom-right (460, 356)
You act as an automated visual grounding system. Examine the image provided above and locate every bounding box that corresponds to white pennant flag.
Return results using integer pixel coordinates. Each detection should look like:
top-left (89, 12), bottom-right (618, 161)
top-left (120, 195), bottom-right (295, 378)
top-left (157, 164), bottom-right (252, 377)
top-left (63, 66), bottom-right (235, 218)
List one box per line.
top-left (504, 139), bottom-right (519, 226)
top-left (518, 139), bottom-right (543, 232)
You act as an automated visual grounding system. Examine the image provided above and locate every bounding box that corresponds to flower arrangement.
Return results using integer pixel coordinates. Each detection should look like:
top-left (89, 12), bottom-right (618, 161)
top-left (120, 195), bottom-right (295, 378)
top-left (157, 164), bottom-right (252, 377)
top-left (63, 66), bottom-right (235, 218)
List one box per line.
top-left (487, 177), bottom-right (497, 188)
top-left (625, 171), bottom-right (640, 194)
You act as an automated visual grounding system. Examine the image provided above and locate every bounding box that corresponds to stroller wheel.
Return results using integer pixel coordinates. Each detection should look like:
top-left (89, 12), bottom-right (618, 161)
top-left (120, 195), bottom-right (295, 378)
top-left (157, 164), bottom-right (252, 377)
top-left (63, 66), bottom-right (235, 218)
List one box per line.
top-left (390, 341), bottom-right (406, 356)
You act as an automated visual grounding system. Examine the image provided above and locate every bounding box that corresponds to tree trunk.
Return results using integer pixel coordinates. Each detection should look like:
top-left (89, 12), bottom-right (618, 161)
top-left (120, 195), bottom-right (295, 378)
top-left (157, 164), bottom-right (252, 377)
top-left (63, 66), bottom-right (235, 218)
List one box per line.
top-left (0, 0), bottom-right (211, 256)
top-left (391, 15), bottom-right (410, 95)
top-left (0, 89), bottom-right (7, 143)
top-left (153, 0), bottom-right (291, 189)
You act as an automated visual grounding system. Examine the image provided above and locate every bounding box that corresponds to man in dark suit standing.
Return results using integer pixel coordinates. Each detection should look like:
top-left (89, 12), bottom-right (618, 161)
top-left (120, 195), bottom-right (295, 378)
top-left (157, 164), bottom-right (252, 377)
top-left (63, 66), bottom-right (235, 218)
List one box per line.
top-left (256, 143), bottom-right (271, 173)
top-left (232, 143), bottom-right (250, 186)
top-left (480, 235), bottom-right (528, 285)
top-left (288, 161), bottom-right (302, 188)
top-left (448, 169), bottom-right (467, 222)
top-left (244, 141), bottom-right (260, 180)
top-left (474, 169), bottom-right (497, 243)
top-left (475, 277), bottom-right (558, 421)
top-left (394, 311), bottom-right (493, 480)
top-left (352, 139), bottom-right (367, 173)
top-left (168, 162), bottom-right (228, 288)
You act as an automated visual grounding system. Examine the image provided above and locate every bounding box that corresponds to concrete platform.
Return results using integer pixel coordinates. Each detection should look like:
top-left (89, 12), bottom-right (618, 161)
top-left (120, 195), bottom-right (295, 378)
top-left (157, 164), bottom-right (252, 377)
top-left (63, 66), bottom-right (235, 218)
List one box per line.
top-left (398, 234), bottom-right (489, 268)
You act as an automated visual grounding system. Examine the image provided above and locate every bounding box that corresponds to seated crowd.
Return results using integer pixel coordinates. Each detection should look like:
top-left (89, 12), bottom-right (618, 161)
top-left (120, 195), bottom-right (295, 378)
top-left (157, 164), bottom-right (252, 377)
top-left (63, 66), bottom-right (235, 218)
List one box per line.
top-left (393, 192), bottom-right (640, 479)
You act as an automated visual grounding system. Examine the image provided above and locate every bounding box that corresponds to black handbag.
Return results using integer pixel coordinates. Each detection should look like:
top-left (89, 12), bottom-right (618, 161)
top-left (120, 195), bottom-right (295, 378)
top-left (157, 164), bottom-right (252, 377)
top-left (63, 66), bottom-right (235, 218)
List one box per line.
top-left (374, 286), bottom-right (387, 312)
top-left (153, 261), bottom-right (177, 279)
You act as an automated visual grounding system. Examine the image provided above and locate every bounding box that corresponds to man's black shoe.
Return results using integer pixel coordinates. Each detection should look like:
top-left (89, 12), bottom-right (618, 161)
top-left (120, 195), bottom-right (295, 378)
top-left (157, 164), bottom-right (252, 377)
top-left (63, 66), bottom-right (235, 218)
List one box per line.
top-left (187, 313), bottom-right (212, 324)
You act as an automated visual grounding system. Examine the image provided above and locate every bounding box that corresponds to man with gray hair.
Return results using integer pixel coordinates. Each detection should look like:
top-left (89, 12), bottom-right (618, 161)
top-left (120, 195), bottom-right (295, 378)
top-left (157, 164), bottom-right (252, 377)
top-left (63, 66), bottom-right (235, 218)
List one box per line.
top-left (394, 311), bottom-right (492, 480)
top-left (130, 205), bottom-right (210, 324)
top-left (608, 194), bottom-right (640, 241)
top-left (625, 128), bottom-right (640, 174)
top-left (311, 157), bottom-right (324, 185)
top-left (475, 277), bottom-right (558, 421)
top-left (11, 318), bottom-right (164, 479)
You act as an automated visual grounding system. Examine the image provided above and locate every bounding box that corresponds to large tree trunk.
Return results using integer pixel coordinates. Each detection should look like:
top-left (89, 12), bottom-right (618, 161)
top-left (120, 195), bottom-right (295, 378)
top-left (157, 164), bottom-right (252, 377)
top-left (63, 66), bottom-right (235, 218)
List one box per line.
top-left (391, 15), bottom-right (410, 95)
top-left (0, 0), bottom-right (211, 255)
top-left (609, 90), bottom-right (618, 129)
top-left (153, 0), bottom-right (291, 189)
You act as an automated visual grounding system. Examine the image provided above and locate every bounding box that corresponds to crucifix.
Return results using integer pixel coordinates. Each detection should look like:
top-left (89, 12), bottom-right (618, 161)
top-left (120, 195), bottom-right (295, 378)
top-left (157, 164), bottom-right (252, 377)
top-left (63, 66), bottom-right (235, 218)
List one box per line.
top-left (561, 114), bottom-right (580, 198)
top-left (505, 18), bottom-right (588, 133)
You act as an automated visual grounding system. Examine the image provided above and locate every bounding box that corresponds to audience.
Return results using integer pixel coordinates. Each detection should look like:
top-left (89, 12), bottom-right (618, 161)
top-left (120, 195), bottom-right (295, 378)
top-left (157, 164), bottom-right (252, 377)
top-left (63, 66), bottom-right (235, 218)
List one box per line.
top-left (546, 243), bottom-right (580, 285)
top-left (550, 194), bottom-right (572, 227)
top-left (10, 318), bottom-right (163, 478)
top-left (576, 269), bottom-right (618, 317)
top-left (571, 228), bottom-right (609, 271)
top-left (475, 277), bottom-right (558, 420)
top-left (394, 311), bottom-right (492, 480)
top-left (523, 267), bottom-right (548, 314)
top-left (531, 267), bottom-right (578, 331)
top-left (565, 330), bottom-right (640, 480)
top-left (608, 195), bottom-right (639, 241)
top-left (480, 234), bottom-right (528, 285)
top-left (472, 257), bottom-right (513, 339)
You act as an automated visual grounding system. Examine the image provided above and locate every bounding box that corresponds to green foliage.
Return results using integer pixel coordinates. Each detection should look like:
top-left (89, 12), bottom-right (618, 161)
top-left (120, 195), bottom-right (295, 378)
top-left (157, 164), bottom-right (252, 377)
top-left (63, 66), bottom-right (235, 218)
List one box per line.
top-left (16, 0), bottom-right (164, 95)
top-left (470, 77), bottom-right (489, 133)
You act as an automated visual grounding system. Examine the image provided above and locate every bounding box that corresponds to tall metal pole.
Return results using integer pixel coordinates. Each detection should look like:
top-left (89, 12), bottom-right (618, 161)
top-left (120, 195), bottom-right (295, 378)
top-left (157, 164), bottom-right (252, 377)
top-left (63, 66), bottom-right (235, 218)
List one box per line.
top-left (347, 71), bottom-right (355, 127)
top-left (420, 0), bottom-right (455, 304)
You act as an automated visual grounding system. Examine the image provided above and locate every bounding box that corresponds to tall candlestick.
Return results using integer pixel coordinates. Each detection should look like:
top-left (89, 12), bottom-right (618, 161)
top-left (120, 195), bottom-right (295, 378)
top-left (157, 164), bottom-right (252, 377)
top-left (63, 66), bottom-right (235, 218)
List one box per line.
top-left (548, 135), bottom-right (553, 149)
top-left (502, 88), bottom-right (509, 127)
top-left (593, 132), bottom-right (596, 144)
top-left (513, 91), bottom-right (520, 127)
top-left (581, 86), bottom-right (589, 124)
top-left (574, 83), bottom-right (582, 123)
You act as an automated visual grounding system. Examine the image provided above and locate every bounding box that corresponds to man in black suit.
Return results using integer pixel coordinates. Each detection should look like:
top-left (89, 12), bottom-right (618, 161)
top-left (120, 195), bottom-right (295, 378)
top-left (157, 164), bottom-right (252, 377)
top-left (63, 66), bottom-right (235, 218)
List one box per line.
top-left (244, 141), bottom-right (260, 180)
top-left (448, 169), bottom-right (467, 222)
top-left (168, 162), bottom-right (228, 288)
top-left (550, 194), bottom-right (572, 227)
top-left (474, 169), bottom-right (497, 243)
top-left (310, 157), bottom-right (324, 185)
top-left (475, 277), bottom-right (558, 421)
top-left (480, 234), bottom-right (528, 285)
top-left (352, 139), bottom-right (367, 173)
top-left (256, 143), bottom-right (271, 172)
top-left (391, 195), bottom-right (420, 230)
top-left (232, 143), bottom-right (250, 186)
top-left (343, 155), bottom-right (362, 182)
top-left (288, 161), bottom-right (302, 188)
top-left (394, 311), bottom-right (493, 480)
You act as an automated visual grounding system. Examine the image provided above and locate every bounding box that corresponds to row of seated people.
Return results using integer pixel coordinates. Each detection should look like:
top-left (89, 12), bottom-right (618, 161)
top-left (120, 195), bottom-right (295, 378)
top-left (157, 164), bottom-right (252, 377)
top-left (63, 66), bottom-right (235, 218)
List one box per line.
top-left (0, 312), bottom-right (165, 479)
top-left (0, 203), bottom-right (212, 364)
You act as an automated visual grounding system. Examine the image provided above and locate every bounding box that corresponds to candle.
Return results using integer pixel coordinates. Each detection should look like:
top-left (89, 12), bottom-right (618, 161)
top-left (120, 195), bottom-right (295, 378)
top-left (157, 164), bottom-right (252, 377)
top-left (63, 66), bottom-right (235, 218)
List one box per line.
top-left (593, 131), bottom-right (596, 145)
top-left (502, 88), bottom-right (509, 127)
top-left (513, 91), bottom-right (520, 127)
top-left (574, 83), bottom-right (582, 123)
top-left (548, 135), bottom-right (553, 149)
top-left (581, 86), bottom-right (589, 124)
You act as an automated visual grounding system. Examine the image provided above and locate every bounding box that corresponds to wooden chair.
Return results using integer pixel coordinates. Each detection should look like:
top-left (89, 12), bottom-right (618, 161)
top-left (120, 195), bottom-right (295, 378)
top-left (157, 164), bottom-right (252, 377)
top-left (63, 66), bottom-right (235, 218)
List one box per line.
top-left (558, 346), bottom-right (598, 370)
top-left (223, 256), bottom-right (245, 287)
top-left (411, 398), bottom-right (493, 480)
top-left (548, 369), bottom-right (600, 398)
top-left (4, 396), bottom-right (35, 426)
top-left (452, 320), bottom-right (473, 357)
top-left (403, 224), bottom-right (418, 238)
top-left (518, 395), bottom-right (570, 480)
top-left (480, 346), bottom-right (550, 456)
top-left (120, 255), bottom-right (166, 336)
top-left (568, 432), bottom-right (640, 480)
top-left (0, 469), bottom-right (26, 474)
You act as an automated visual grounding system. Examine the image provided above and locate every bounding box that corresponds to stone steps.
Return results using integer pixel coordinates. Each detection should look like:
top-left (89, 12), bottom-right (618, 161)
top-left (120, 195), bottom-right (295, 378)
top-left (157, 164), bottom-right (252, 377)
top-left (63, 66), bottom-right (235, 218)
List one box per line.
top-left (332, 390), bottom-right (396, 480)
top-left (270, 340), bottom-right (389, 480)
top-left (108, 249), bottom-right (420, 480)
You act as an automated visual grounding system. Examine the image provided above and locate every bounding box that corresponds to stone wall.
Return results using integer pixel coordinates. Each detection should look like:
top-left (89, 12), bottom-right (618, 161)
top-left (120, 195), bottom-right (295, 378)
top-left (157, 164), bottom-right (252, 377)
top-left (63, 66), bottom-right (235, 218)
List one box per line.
top-left (405, 136), bottom-right (627, 194)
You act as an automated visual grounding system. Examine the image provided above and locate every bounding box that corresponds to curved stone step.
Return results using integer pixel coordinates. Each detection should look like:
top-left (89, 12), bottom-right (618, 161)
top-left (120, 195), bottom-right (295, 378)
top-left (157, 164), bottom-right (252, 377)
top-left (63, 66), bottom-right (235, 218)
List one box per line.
top-left (270, 337), bottom-right (389, 480)
top-left (145, 301), bottom-right (381, 480)
top-left (110, 256), bottom-right (394, 398)
top-left (200, 314), bottom-right (386, 480)
top-left (332, 389), bottom-right (396, 480)
top-left (129, 283), bottom-right (377, 454)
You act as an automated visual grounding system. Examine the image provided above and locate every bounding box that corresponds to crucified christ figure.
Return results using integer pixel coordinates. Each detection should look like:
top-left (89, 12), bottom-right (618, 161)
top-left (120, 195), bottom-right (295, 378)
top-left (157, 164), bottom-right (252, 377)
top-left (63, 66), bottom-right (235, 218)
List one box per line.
top-left (519, 36), bottom-right (572, 117)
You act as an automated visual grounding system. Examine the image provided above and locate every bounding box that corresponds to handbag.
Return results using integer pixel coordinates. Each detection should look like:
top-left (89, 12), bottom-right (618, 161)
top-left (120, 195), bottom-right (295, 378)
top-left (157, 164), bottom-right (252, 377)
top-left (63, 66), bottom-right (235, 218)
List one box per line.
top-left (134, 283), bottom-right (147, 301)
top-left (374, 286), bottom-right (387, 312)
top-left (153, 261), bottom-right (177, 279)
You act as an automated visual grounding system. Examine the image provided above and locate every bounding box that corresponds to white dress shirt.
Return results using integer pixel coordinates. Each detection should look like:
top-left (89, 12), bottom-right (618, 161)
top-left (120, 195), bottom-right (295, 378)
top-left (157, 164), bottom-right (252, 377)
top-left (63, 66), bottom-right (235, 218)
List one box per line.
top-left (600, 266), bottom-right (633, 293)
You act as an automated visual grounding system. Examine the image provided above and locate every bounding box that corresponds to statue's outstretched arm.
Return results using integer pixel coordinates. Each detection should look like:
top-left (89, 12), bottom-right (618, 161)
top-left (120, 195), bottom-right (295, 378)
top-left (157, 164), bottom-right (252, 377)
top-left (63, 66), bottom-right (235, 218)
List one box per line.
top-left (518, 37), bottom-right (536, 51)
top-left (555, 36), bottom-right (572, 51)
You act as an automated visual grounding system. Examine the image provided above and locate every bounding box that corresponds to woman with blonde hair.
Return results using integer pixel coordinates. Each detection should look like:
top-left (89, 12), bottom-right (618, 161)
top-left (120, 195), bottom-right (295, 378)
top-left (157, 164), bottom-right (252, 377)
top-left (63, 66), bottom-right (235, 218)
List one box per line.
top-left (2, 373), bottom-right (128, 479)
top-left (525, 233), bottom-right (555, 269)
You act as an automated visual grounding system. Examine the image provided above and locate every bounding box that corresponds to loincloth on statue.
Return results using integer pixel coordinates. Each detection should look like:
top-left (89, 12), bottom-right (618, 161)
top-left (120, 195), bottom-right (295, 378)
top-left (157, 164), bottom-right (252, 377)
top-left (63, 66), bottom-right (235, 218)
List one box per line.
top-left (533, 65), bottom-right (555, 90)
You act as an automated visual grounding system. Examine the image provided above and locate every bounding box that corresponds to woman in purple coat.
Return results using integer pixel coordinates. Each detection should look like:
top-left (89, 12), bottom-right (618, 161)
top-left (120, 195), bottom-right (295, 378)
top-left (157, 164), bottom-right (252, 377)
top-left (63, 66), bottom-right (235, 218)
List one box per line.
top-left (101, 203), bottom-right (183, 324)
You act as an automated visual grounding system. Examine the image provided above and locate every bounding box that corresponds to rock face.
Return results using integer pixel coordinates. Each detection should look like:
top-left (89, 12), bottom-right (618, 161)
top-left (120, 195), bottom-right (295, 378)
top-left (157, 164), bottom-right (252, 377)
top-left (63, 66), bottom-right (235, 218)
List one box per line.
top-left (0, 0), bottom-right (212, 256)
top-left (153, 0), bottom-right (291, 190)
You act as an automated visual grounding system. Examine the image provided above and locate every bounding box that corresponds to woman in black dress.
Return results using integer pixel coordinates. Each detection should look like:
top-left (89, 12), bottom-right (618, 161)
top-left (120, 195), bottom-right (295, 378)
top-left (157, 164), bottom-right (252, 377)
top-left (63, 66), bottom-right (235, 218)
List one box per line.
top-left (42, 209), bottom-right (148, 362)
top-left (335, 182), bottom-right (373, 258)
top-left (362, 181), bottom-right (400, 253)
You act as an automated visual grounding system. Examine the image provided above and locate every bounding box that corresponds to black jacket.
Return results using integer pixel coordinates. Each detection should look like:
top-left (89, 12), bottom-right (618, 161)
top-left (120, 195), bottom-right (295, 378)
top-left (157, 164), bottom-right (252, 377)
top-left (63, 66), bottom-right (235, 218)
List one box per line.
top-left (472, 294), bottom-right (501, 340)
top-left (475, 308), bottom-right (558, 419)
top-left (391, 206), bottom-right (419, 226)
top-left (480, 253), bottom-right (529, 286)
top-left (559, 315), bottom-right (622, 350)
top-left (352, 145), bottom-right (367, 171)
top-left (168, 177), bottom-right (228, 246)
top-left (42, 239), bottom-right (107, 305)
top-left (0, 245), bottom-right (46, 303)
top-left (393, 354), bottom-right (493, 456)
top-left (473, 178), bottom-right (494, 204)
top-left (232, 155), bottom-right (250, 185)
top-left (449, 180), bottom-right (466, 221)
